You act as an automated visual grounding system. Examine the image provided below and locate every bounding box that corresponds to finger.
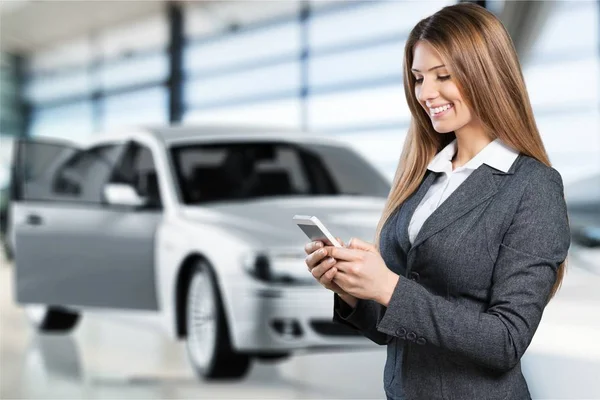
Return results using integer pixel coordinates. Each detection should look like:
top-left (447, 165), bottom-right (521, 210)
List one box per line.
top-left (325, 247), bottom-right (362, 262)
top-left (331, 260), bottom-right (355, 274)
top-left (306, 247), bottom-right (328, 271)
top-left (347, 237), bottom-right (377, 252)
top-left (332, 269), bottom-right (350, 287)
top-left (310, 247), bottom-right (329, 267)
top-left (335, 237), bottom-right (345, 247)
top-left (320, 266), bottom-right (338, 286)
top-left (304, 240), bottom-right (324, 255)
top-left (311, 257), bottom-right (336, 279)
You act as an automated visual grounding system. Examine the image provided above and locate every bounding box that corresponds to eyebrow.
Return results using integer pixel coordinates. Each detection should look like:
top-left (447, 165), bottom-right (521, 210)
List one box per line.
top-left (411, 64), bottom-right (446, 72)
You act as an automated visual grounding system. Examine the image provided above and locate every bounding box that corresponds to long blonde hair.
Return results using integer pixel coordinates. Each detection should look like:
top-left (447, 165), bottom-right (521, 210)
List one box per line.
top-left (375, 3), bottom-right (567, 302)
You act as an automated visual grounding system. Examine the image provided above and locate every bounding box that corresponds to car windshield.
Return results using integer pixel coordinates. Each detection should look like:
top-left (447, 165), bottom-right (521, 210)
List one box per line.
top-left (170, 141), bottom-right (390, 204)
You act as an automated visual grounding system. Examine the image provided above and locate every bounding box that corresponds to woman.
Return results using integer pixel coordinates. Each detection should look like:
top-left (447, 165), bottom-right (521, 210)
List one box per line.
top-left (304, 3), bottom-right (570, 400)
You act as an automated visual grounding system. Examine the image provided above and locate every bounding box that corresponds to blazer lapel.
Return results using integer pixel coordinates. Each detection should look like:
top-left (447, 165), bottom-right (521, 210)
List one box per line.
top-left (401, 154), bottom-right (522, 259)
top-left (397, 170), bottom-right (438, 255)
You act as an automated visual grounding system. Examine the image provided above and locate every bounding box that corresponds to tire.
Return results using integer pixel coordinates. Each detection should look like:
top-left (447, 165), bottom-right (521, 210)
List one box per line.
top-left (255, 352), bottom-right (291, 363)
top-left (25, 305), bottom-right (80, 333)
top-left (185, 261), bottom-right (251, 380)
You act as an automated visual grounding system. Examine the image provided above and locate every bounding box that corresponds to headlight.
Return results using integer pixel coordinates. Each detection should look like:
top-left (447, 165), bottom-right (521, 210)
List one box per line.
top-left (241, 249), bottom-right (310, 284)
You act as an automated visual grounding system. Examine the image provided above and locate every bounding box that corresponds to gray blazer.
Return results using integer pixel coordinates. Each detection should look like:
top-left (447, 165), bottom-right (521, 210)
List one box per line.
top-left (333, 154), bottom-right (571, 400)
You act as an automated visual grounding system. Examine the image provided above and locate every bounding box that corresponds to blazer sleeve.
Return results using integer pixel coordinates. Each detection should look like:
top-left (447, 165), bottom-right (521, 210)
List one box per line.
top-left (375, 167), bottom-right (571, 372)
top-left (333, 294), bottom-right (391, 345)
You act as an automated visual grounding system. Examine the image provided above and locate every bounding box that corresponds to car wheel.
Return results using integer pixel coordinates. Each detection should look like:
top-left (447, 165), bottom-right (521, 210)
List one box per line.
top-left (255, 352), bottom-right (291, 363)
top-left (25, 305), bottom-right (80, 333)
top-left (185, 261), bottom-right (251, 380)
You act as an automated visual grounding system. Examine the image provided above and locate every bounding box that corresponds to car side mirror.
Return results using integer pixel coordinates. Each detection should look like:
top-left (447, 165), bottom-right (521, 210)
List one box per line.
top-left (103, 183), bottom-right (148, 208)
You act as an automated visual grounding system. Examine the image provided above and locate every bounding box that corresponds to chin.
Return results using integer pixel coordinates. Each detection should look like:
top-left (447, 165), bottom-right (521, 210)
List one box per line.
top-left (432, 124), bottom-right (455, 134)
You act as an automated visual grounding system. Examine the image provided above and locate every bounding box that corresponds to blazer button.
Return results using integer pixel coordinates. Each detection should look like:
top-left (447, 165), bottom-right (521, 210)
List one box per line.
top-left (417, 337), bottom-right (427, 345)
top-left (410, 272), bottom-right (420, 282)
top-left (396, 327), bottom-right (407, 338)
top-left (406, 332), bottom-right (417, 341)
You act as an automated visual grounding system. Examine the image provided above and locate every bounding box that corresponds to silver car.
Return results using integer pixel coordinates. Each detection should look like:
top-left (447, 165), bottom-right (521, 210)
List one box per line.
top-left (10, 125), bottom-right (391, 379)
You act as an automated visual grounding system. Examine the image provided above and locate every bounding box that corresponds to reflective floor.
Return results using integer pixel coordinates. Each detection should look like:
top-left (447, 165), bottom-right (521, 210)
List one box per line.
top-left (1, 246), bottom-right (600, 399)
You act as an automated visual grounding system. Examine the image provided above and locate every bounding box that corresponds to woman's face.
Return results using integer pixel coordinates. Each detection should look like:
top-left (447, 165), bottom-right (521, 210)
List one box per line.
top-left (411, 41), bottom-right (473, 134)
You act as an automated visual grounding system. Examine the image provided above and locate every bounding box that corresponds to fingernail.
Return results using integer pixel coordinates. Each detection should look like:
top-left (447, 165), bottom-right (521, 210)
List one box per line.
top-left (347, 238), bottom-right (353, 247)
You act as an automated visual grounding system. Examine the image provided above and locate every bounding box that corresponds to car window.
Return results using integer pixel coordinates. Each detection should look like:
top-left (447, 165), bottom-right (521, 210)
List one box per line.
top-left (170, 141), bottom-right (390, 205)
top-left (110, 142), bottom-right (162, 208)
top-left (15, 139), bottom-right (78, 202)
top-left (52, 145), bottom-right (123, 203)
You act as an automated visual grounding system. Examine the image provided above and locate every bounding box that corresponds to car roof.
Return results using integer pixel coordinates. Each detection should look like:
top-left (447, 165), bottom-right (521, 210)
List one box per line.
top-left (89, 124), bottom-right (349, 148)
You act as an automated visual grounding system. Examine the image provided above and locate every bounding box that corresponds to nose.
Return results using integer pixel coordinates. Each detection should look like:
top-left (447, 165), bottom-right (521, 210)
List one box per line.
top-left (417, 77), bottom-right (440, 104)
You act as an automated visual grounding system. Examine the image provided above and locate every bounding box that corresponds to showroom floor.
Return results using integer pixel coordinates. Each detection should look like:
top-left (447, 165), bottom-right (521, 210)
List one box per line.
top-left (1, 247), bottom-right (599, 399)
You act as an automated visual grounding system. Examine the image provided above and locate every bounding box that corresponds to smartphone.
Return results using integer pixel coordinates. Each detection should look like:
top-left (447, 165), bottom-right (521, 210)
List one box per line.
top-left (293, 215), bottom-right (342, 248)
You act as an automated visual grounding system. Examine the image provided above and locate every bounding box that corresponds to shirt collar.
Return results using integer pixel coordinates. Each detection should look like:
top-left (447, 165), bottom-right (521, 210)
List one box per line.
top-left (427, 138), bottom-right (519, 174)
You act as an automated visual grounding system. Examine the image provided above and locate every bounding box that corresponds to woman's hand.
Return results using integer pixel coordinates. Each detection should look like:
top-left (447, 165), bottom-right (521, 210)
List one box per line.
top-left (304, 238), bottom-right (347, 296)
top-left (325, 238), bottom-right (400, 306)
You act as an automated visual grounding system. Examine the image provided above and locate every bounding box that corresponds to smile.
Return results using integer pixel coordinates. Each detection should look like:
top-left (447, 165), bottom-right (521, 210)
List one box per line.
top-left (429, 103), bottom-right (454, 118)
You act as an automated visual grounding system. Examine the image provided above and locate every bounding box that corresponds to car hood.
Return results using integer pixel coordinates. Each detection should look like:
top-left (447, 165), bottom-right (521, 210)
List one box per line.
top-left (180, 196), bottom-right (386, 249)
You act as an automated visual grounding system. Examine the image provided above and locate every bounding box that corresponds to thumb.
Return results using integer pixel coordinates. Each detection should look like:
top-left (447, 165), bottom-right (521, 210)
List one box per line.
top-left (347, 237), bottom-right (377, 252)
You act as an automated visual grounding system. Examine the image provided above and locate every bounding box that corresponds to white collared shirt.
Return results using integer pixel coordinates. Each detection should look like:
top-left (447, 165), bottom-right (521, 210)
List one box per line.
top-left (408, 138), bottom-right (520, 245)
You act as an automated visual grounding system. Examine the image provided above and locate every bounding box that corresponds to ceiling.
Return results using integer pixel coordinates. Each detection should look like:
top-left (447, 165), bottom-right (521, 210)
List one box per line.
top-left (0, 0), bottom-right (167, 53)
top-left (0, 0), bottom-right (309, 54)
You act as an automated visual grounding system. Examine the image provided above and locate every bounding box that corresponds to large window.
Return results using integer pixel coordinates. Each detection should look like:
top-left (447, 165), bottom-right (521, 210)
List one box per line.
top-left (20, 0), bottom-right (600, 185)
top-left (523, 0), bottom-right (599, 183)
top-left (102, 87), bottom-right (168, 130)
top-left (30, 101), bottom-right (94, 140)
top-left (24, 14), bottom-right (170, 137)
top-left (182, 4), bottom-right (302, 128)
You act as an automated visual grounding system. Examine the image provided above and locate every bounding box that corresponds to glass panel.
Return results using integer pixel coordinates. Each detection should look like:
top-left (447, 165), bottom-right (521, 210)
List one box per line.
top-left (184, 21), bottom-right (300, 73)
top-left (52, 145), bottom-right (122, 203)
top-left (309, 1), bottom-right (453, 51)
top-left (335, 128), bottom-right (408, 182)
top-left (102, 87), bottom-right (168, 130)
top-left (98, 52), bottom-right (169, 91)
top-left (30, 101), bottom-right (94, 140)
top-left (27, 37), bottom-right (93, 73)
top-left (184, 98), bottom-right (301, 128)
top-left (530, 1), bottom-right (598, 57)
top-left (308, 85), bottom-right (408, 130)
top-left (25, 70), bottom-right (93, 103)
top-left (185, 61), bottom-right (300, 107)
top-left (309, 41), bottom-right (405, 88)
top-left (536, 111), bottom-right (600, 184)
top-left (525, 58), bottom-right (599, 109)
top-left (14, 139), bottom-right (78, 201)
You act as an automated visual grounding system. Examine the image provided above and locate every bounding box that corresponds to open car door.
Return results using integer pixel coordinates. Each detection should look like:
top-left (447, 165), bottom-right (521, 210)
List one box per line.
top-left (11, 137), bottom-right (162, 312)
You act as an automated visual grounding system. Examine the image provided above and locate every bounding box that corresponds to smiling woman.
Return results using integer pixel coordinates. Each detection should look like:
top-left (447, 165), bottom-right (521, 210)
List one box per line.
top-left (304, 3), bottom-right (572, 400)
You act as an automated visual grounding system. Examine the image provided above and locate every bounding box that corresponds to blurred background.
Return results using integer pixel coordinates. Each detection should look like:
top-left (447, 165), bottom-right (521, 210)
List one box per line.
top-left (1, 0), bottom-right (599, 399)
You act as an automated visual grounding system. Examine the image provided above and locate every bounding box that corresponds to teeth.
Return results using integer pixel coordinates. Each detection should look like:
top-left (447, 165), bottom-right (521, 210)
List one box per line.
top-left (431, 103), bottom-right (453, 115)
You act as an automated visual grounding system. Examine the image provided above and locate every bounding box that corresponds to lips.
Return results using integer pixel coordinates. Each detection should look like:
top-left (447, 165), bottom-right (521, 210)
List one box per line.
top-left (429, 103), bottom-right (454, 117)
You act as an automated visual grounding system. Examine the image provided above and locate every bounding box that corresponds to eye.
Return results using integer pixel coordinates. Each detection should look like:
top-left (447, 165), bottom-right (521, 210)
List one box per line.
top-left (414, 75), bottom-right (451, 84)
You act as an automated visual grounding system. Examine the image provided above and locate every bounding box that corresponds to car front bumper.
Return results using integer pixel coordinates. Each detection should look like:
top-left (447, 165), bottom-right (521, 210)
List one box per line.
top-left (224, 280), bottom-right (374, 352)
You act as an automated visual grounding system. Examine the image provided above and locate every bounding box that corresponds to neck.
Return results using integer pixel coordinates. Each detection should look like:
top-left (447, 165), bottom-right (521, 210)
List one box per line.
top-left (452, 119), bottom-right (493, 167)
